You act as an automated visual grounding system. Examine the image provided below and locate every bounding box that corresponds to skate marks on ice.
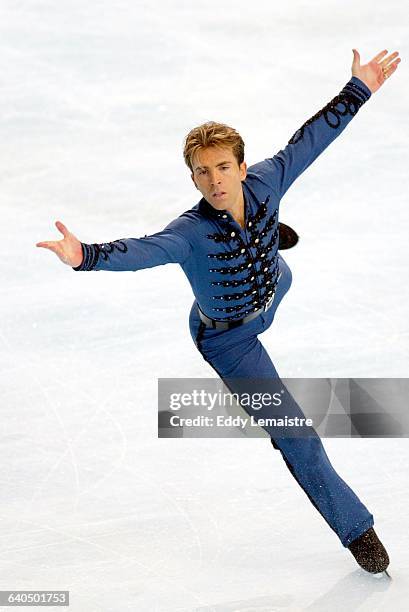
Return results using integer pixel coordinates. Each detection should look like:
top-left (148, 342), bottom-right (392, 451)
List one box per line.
top-left (181, 592), bottom-right (291, 612)
top-left (178, 569), bottom-right (392, 612)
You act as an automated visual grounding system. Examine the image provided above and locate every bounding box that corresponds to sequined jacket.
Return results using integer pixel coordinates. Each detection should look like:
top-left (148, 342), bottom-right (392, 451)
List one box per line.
top-left (73, 76), bottom-right (371, 321)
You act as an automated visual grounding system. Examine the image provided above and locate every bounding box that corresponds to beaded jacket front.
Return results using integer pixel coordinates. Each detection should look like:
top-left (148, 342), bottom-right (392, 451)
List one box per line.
top-left (73, 76), bottom-right (372, 321)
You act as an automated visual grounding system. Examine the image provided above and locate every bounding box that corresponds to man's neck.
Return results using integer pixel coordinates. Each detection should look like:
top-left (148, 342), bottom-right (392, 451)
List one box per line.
top-left (225, 189), bottom-right (245, 229)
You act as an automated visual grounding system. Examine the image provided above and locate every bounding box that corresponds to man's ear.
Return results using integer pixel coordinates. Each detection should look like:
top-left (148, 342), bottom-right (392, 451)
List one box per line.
top-left (240, 161), bottom-right (247, 181)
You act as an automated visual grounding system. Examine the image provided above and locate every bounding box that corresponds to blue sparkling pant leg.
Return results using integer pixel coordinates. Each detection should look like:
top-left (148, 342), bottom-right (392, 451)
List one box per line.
top-left (189, 256), bottom-right (374, 547)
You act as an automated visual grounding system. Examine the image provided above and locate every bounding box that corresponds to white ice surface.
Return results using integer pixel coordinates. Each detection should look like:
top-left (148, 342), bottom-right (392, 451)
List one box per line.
top-left (1, 0), bottom-right (409, 610)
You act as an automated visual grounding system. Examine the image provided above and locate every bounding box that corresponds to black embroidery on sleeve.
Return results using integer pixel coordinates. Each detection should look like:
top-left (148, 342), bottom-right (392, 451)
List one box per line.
top-left (97, 240), bottom-right (128, 261)
top-left (72, 240), bottom-right (128, 271)
top-left (288, 80), bottom-right (371, 145)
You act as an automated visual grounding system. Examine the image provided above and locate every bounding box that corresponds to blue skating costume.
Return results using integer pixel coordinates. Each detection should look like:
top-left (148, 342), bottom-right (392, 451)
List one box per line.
top-left (73, 76), bottom-right (375, 547)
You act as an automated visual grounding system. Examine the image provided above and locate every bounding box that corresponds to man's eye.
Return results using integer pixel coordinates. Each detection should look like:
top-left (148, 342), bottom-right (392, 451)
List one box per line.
top-left (222, 166), bottom-right (229, 170)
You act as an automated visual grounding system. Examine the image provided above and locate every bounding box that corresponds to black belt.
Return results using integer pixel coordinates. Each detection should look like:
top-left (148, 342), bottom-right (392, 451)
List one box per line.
top-left (198, 272), bottom-right (282, 330)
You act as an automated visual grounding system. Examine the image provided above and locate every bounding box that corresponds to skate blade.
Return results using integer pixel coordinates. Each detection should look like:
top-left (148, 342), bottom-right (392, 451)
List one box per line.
top-left (371, 569), bottom-right (392, 579)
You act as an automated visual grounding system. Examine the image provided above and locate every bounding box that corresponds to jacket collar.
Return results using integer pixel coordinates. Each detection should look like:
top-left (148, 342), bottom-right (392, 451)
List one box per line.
top-left (198, 185), bottom-right (250, 221)
top-left (198, 182), bottom-right (269, 224)
top-left (198, 197), bottom-right (230, 220)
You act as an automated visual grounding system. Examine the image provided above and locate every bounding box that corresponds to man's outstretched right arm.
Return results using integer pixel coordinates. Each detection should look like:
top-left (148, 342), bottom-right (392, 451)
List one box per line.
top-left (36, 219), bottom-right (192, 271)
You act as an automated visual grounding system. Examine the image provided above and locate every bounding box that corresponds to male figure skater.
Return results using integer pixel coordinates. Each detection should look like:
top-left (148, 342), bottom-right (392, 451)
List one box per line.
top-left (37, 48), bottom-right (401, 573)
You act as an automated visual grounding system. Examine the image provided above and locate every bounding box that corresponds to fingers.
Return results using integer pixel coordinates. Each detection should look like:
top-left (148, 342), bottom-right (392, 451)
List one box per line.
top-left (381, 51), bottom-right (400, 69)
top-left (352, 49), bottom-right (360, 64)
top-left (383, 61), bottom-right (400, 79)
top-left (55, 220), bottom-right (69, 237)
top-left (37, 220), bottom-right (71, 246)
top-left (355, 48), bottom-right (401, 72)
top-left (372, 49), bottom-right (389, 62)
top-left (36, 241), bottom-right (58, 252)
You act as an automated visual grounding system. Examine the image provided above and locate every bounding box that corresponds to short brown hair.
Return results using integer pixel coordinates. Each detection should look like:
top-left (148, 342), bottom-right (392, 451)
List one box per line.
top-left (183, 121), bottom-right (245, 172)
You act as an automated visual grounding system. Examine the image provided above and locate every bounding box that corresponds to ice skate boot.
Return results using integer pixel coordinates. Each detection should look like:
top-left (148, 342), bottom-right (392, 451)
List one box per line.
top-left (348, 527), bottom-right (390, 574)
top-left (278, 222), bottom-right (299, 250)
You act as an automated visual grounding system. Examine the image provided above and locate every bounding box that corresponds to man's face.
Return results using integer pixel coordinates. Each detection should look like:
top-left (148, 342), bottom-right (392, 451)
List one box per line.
top-left (191, 146), bottom-right (247, 210)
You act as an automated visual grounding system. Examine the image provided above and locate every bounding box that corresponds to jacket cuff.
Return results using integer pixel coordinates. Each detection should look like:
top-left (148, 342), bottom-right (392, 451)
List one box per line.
top-left (72, 243), bottom-right (100, 271)
top-left (343, 76), bottom-right (372, 105)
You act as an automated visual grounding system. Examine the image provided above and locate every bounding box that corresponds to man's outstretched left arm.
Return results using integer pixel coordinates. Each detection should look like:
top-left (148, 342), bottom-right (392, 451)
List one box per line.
top-left (249, 48), bottom-right (401, 199)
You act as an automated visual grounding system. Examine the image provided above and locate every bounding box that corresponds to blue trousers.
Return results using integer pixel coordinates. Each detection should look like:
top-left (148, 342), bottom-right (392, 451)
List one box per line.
top-left (189, 254), bottom-right (374, 547)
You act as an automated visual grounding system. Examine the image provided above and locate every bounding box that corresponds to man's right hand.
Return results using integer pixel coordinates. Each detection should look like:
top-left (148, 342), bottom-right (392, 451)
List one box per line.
top-left (36, 221), bottom-right (83, 267)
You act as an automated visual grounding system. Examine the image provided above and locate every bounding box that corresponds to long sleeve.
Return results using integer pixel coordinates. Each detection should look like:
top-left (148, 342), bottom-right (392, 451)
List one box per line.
top-left (72, 220), bottom-right (192, 272)
top-left (248, 76), bottom-right (372, 199)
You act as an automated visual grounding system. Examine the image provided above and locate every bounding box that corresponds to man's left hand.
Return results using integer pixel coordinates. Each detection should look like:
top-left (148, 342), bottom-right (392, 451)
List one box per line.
top-left (352, 48), bottom-right (401, 93)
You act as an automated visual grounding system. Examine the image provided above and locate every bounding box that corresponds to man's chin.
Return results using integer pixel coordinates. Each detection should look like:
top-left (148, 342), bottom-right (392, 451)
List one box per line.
top-left (210, 193), bottom-right (228, 207)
